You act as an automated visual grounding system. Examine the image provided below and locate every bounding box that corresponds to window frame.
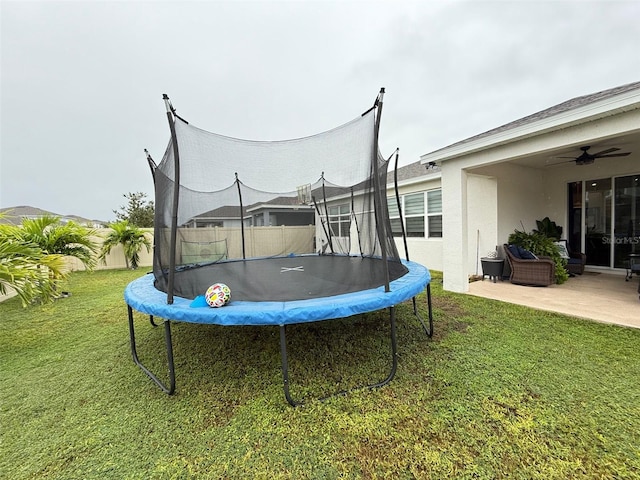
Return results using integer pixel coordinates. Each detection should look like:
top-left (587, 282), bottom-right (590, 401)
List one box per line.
top-left (388, 189), bottom-right (442, 239)
top-left (327, 203), bottom-right (351, 237)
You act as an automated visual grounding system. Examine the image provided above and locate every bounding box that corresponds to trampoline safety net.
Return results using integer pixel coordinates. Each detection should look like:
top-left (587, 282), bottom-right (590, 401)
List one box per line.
top-left (149, 90), bottom-right (403, 302)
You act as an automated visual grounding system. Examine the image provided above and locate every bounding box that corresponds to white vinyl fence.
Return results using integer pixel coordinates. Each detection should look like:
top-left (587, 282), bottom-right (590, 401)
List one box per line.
top-left (66, 225), bottom-right (315, 271)
top-left (1, 226), bottom-right (315, 303)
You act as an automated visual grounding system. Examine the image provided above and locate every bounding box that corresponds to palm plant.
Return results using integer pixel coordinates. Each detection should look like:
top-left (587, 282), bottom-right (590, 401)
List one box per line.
top-left (99, 220), bottom-right (151, 269)
top-left (18, 215), bottom-right (99, 270)
top-left (0, 222), bottom-right (68, 306)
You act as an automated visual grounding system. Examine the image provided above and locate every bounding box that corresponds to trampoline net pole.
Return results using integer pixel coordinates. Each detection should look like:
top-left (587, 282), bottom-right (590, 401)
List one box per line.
top-left (371, 88), bottom-right (390, 292)
top-left (320, 173), bottom-right (334, 254)
top-left (163, 94), bottom-right (180, 305)
top-left (235, 173), bottom-right (246, 259)
top-left (393, 148), bottom-right (411, 261)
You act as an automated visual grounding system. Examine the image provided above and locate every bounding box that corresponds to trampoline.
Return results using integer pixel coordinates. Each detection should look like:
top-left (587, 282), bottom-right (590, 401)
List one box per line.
top-left (126, 89), bottom-right (434, 405)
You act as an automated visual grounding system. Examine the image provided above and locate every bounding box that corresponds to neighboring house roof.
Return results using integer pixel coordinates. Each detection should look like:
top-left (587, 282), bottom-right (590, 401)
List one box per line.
top-left (421, 80), bottom-right (640, 163)
top-left (0, 205), bottom-right (104, 226)
top-left (247, 196), bottom-right (313, 210)
top-left (193, 206), bottom-right (248, 220)
top-left (193, 196), bottom-right (314, 221)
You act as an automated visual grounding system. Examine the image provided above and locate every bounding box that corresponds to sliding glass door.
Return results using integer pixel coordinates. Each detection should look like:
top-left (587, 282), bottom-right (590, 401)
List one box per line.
top-left (568, 174), bottom-right (640, 269)
top-left (614, 175), bottom-right (640, 268)
top-left (586, 178), bottom-right (612, 266)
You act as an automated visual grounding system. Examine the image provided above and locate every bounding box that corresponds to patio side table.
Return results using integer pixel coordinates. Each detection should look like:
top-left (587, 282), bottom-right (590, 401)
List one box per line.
top-left (481, 257), bottom-right (504, 283)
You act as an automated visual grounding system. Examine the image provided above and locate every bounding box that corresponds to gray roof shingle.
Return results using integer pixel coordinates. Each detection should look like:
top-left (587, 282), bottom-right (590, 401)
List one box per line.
top-left (435, 80), bottom-right (640, 153)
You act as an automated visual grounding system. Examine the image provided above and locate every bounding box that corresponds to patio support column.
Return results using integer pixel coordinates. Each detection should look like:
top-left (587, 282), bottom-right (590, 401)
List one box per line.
top-left (468, 174), bottom-right (499, 275)
top-left (441, 162), bottom-right (469, 292)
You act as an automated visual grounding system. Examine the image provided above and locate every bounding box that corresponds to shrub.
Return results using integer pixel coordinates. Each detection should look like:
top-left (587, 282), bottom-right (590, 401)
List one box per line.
top-left (508, 229), bottom-right (569, 284)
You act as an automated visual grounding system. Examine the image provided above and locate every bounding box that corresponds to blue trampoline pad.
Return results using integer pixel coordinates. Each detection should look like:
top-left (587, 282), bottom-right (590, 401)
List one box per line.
top-left (125, 257), bottom-right (430, 327)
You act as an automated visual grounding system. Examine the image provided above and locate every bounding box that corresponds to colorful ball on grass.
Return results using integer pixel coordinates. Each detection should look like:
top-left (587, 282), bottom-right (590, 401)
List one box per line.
top-left (205, 283), bottom-right (231, 308)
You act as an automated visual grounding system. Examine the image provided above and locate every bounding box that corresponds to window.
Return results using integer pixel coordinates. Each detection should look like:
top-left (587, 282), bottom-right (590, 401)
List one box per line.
top-left (388, 189), bottom-right (442, 238)
top-left (426, 190), bottom-right (443, 238)
top-left (328, 204), bottom-right (350, 237)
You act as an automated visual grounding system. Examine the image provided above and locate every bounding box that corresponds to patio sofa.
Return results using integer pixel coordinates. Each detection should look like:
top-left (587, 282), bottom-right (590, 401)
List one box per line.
top-left (503, 244), bottom-right (555, 287)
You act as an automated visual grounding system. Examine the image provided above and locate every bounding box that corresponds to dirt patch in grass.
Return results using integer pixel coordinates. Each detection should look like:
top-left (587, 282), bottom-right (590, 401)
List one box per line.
top-left (429, 295), bottom-right (469, 341)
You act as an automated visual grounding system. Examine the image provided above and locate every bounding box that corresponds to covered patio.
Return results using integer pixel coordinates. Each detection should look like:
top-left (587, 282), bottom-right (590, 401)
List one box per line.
top-left (467, 272), bottom-right (640, 329)
top-left (421, 81), bottom-right (640, 296)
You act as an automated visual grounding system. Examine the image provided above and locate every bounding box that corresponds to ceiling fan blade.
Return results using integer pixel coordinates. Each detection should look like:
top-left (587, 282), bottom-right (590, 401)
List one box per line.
top-left (546, 159), bottom-right (576, 166)
top-left (591, 147), bottom-right (619, 156)
top-left (595, 152), bottom-right (631, 158)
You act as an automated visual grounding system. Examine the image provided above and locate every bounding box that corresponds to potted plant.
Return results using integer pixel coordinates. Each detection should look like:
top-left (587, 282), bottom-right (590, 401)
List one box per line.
top-left (533, 216), bottom-right (563, 241)
top-left (508, 228), bottom-right (569, 284)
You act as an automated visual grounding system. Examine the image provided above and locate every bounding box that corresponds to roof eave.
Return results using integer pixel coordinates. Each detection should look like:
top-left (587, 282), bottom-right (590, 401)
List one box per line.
top-left (246, 204), bottom-right (314, 213)
top-left (387, 172), bottom-right (442, 189)
top-left (420, 88), bottom-right (640, 164)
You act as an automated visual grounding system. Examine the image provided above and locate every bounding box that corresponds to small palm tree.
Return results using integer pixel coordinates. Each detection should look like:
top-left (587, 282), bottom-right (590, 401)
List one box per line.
top-left (19, 215), bottom-right (99, 270)
top-left (100, 220), bottom-right (151, 269)
top-left (0, 222), bottom-right (68, 306)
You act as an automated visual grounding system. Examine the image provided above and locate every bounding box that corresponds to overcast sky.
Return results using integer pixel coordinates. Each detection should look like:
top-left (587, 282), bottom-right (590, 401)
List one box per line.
top-left (1, 0), bottom-right (639, 221)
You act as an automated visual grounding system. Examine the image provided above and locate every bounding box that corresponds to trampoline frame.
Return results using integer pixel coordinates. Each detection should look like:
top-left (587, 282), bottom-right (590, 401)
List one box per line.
top-left (130, 90), bottom-right (435, 405)
top-left (126, 282), bottom-right (432, 405)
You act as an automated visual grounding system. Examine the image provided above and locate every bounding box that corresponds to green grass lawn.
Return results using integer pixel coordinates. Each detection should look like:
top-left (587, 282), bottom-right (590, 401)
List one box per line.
top-left (1, 269), bottom-right (639, 479)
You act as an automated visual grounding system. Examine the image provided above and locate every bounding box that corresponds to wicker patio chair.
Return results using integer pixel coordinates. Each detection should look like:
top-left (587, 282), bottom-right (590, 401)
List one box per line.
top-left (503, 244), bottom-right (555, 286)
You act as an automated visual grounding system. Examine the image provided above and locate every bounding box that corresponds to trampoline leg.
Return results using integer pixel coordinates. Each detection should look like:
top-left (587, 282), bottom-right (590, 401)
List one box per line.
top-left (278, 308), bottom-right (399, 406)
top-left (367, 306), bottom-right (398, 389)
top-left (149, 315), bottom-right (160, 327)
top-left (412, 284), bottom-right (434, 338)
top-left (279, 325), bottom-right (302, 407)
top-left (128, 305), bottom-right (176, 395)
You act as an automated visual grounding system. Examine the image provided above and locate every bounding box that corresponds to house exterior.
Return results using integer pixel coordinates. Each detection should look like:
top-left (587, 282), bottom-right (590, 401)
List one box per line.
top-left (187, 197), bottom-right (314, 228)
top-left (386, 161), bottom-right (443, 270)
top-left (311, 161), bottom-right (444, 261)
top-left (415, 81), bottom-right (640, 293)
top-left (247, 197), bottom-right (314, 227)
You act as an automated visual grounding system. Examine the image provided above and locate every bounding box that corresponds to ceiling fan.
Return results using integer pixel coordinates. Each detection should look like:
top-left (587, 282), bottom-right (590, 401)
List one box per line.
top-left (553, 145), bottom-right (631, 166)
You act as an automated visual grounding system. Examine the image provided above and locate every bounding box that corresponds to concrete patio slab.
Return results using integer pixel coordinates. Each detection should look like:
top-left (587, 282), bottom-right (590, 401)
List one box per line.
top-left (467, 271), bottom-right (640, 329)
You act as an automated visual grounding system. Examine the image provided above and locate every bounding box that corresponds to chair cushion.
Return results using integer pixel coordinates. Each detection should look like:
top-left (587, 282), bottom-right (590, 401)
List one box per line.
top-left (554, 241), bottom-right (570, 259)
top-left (567, 258), bottom-right (582, 265)
top-left (507, 244), bottom-right (521, 258)
top-left (517, 246), bottom-right (538, 260)
top-left (507, 244), bottom-right (538, 260)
